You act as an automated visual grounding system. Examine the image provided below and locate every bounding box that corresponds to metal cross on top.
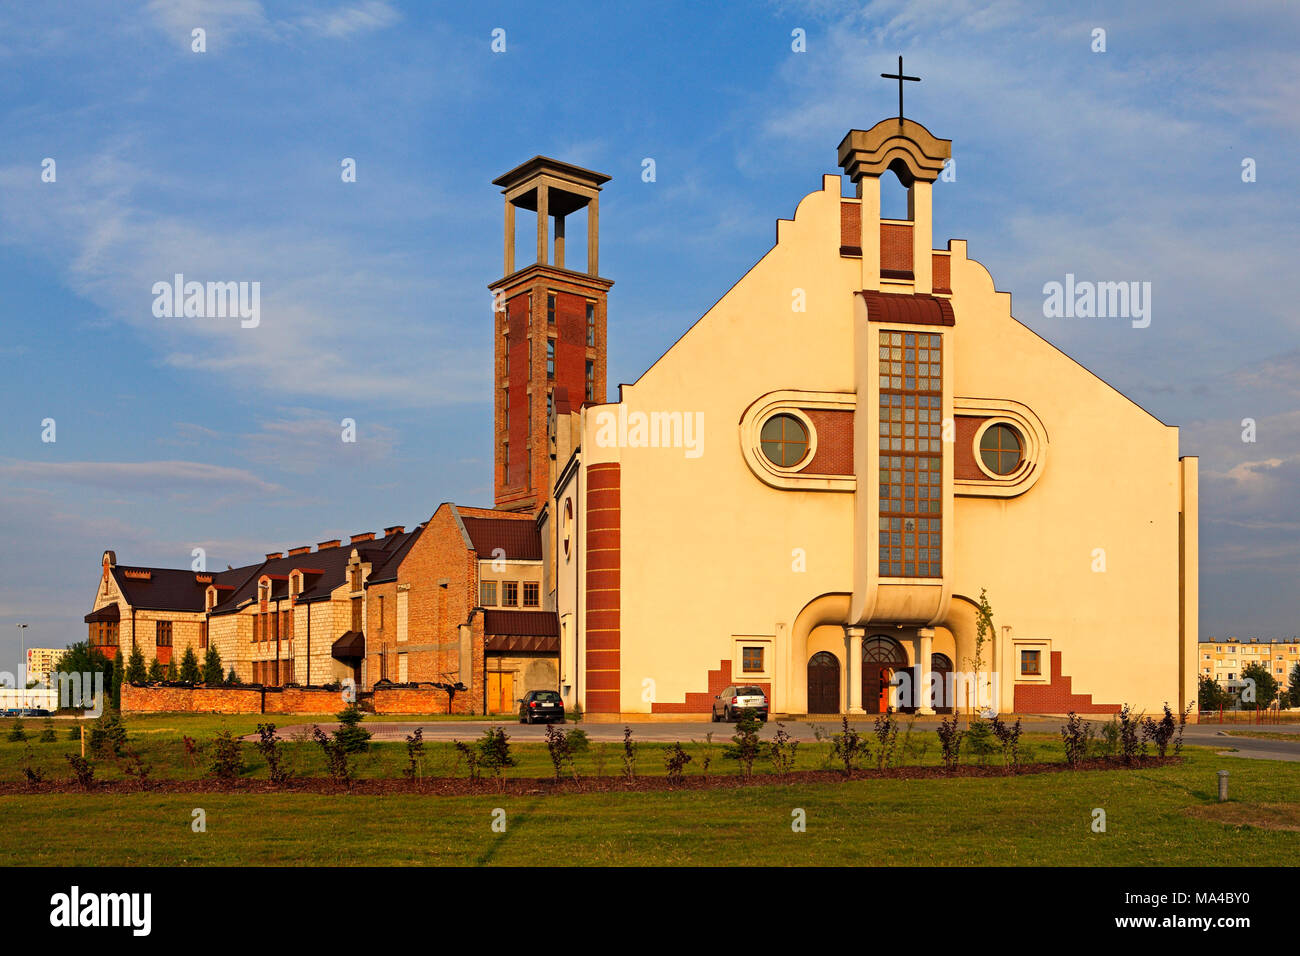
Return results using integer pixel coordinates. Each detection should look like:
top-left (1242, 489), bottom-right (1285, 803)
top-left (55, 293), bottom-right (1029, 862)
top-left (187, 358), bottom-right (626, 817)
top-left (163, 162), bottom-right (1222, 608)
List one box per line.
top-left (881, 55), bottom-right (920, 120)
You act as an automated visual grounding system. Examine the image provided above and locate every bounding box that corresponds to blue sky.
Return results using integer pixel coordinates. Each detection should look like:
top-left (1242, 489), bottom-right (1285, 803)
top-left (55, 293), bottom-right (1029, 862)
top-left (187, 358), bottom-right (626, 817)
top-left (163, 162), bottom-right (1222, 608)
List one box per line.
top-left (1, 0), bottom-right (1297, 662)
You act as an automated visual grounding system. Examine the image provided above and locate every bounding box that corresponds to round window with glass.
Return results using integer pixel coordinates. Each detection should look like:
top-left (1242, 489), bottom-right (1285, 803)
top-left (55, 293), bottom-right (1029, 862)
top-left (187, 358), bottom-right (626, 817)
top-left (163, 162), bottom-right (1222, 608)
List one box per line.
top-left (760, 414), bottom-right (810, 468)
top-left (979, 423), bottom-right (1023, 475)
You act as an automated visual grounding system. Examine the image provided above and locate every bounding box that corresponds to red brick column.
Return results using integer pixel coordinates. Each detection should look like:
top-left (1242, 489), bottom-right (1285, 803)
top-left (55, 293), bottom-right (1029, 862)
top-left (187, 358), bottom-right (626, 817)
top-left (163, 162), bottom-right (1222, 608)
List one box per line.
top-left (585, 463), bottom-right (621, 714)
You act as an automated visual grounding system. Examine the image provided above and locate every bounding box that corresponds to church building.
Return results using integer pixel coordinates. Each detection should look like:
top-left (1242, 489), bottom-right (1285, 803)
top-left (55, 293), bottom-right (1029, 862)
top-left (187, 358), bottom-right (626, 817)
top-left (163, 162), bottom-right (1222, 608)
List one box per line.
top-left (526, 115), bottom-right (1198, 719)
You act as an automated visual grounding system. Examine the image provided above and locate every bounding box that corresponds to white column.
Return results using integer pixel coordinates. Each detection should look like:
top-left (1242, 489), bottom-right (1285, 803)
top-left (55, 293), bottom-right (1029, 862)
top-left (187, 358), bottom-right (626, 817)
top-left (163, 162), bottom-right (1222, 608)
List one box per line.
top-left (916, 627), bottom-right (935, 715)
top-left (847, 626), bottom-right (864, 713)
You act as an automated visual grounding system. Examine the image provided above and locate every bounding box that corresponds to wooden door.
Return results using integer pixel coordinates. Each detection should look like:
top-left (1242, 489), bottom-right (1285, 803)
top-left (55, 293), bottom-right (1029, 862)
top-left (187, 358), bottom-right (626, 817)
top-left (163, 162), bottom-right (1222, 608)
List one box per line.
top-left (487, 671), bottom-right (515, 714)
top-left (807, 652), bottom-right (840, 713)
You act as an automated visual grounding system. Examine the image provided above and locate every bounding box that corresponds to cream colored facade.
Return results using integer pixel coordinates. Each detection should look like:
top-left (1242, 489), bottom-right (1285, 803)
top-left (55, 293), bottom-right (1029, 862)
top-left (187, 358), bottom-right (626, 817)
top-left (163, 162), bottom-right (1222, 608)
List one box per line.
top-left (1201, 638), bottom-right (1299, 686)
top-left (546, 117), bottom-right (1199, 719)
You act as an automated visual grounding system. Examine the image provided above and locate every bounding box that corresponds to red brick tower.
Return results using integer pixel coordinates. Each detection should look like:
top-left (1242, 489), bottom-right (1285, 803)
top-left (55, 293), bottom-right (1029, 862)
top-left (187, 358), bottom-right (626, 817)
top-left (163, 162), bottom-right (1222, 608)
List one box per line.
top-left (490, 157), bottom-right (612, 513)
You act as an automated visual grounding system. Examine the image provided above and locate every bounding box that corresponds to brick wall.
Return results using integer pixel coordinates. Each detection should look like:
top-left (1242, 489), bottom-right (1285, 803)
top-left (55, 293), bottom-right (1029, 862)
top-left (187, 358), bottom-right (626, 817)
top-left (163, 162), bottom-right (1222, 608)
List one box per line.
top-left (652, 659), bottom-right (770, 715)
top-left (371, 685), bottom-right (457, 715)
top-left (802, 408), bottom-right (854, 475)
top-left (1013, 651), bottom-right (1120, 715)
top-left (121, 682), bottom-right (263, 714)
top-left (263, 686), bottom-right (347, 715)
top-left (880, 221), bottom-right (913, 276)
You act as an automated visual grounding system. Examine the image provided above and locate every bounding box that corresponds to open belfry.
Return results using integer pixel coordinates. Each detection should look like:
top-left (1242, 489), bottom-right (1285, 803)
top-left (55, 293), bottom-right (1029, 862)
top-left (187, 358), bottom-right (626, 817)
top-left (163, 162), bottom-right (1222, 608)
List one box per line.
top-left (88, 101), bottom-right (1197, 721)
top-left (489, 158), bottom-right (612, 515)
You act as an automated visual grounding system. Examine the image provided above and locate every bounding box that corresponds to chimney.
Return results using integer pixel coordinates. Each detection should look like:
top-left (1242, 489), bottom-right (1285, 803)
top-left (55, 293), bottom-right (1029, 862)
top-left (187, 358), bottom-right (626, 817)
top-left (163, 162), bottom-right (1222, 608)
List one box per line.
top-left (317, 539), bottom-right (341, 551)
top-left (265, 552), bottom-right (283, 561)
top-left (384, 525), bottom-right (405, 536)
top-left (350, 532), bottom-right (376, 544)
top-left (287, 546), bottom-right (311, 556)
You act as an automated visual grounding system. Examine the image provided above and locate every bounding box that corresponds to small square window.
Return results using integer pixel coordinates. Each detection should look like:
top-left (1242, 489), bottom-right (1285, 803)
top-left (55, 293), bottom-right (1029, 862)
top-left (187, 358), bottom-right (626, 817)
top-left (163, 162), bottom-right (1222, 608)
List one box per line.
top-left (502, 581), bottom-right (519, 607)
top-left (742, 646), bottom-right (764, 673)
top-left (1019, 649), bottom-right (1041, 676)
top-left (523, 581), bottom-right (539, 607)
top-left (480, 580), bottom-right (498, 607)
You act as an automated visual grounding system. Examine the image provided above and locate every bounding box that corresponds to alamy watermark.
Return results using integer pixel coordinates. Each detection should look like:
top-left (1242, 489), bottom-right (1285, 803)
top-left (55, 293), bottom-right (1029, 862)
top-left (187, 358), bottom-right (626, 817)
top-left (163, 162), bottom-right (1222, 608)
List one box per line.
top-left (593, 407), bottom-right (704, 459)
top-left (152, 274), bottom-right (260, 328)
top-left (1042, 273), bottom-right (1151, 328)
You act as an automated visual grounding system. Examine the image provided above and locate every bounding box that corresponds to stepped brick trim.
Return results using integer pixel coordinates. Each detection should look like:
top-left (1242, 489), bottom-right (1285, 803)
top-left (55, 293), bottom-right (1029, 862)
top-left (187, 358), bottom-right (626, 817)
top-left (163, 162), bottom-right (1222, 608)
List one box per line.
top-left (651, 659), bottom-right (771, 714)
top-left (585, 463), bottom-right (621, 713)
top-left (1013, 651), bottom-right (1120, 715)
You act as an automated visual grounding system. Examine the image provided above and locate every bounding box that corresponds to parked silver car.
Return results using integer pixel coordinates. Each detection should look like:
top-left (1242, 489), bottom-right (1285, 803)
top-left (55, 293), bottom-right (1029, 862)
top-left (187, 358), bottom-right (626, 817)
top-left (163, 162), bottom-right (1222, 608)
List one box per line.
top-left (711, 685), bottom-right (769, 722)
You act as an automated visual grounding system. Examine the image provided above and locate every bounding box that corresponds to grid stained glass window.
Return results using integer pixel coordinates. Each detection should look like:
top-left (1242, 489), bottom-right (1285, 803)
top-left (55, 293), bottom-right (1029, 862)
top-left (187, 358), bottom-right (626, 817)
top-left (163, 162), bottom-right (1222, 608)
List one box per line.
top-left (878, 330), bottom-right (942, 578)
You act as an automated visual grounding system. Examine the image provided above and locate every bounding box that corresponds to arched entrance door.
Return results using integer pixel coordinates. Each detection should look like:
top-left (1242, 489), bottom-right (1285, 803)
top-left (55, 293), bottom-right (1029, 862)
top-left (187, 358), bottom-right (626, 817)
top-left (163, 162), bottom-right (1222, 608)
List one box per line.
top-left (931, 653), bottom-right (953, 714)
top-left (863, 636), bottom-right (908, 713)
top-left (807, 651), bottom-right (840, 714)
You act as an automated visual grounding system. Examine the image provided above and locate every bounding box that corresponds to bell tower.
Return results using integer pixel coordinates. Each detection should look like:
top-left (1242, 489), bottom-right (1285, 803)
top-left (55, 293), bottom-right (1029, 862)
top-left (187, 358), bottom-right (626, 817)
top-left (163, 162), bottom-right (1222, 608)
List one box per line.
top-left (489, 157), bottom-right (613, 514)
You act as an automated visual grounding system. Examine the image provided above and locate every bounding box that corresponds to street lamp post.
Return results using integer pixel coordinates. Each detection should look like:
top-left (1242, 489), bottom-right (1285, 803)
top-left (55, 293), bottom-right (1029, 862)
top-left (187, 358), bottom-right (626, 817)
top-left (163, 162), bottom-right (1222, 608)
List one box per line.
top-left (15, 624), bottom-right (28, 710)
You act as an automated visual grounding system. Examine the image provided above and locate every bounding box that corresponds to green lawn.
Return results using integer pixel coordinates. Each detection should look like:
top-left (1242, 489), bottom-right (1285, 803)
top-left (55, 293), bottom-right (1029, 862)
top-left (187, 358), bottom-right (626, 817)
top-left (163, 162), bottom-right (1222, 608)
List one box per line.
top-left (0, 714), bottom-right (1297, 865)
top-left (0, 749), bottom-right (1295, 865)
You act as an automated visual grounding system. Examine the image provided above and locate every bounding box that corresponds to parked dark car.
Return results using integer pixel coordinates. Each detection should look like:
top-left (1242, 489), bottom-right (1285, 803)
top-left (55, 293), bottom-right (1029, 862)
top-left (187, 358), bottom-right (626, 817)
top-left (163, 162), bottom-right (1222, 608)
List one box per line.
top-left (0, 707), bottom-right (52, 717)
top-left (519, 689), bottom-right (566, 724)
top-left (711, 685), bottom-right (768, 722)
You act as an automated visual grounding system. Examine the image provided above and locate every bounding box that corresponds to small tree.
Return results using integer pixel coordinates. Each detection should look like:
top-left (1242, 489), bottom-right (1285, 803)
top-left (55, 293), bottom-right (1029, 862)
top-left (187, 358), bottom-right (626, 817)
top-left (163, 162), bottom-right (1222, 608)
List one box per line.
top-left (873, 713), bottom-right (899, 770)
top-left (1060, 712), bottom-right (1092, 767)
top-left (544, 723), bottom-right (578, 781)
top-left (39, 717), bottom-right (57, 743)
top-left (1198, 674), bottom-right (1225, 711)
top-left (621, 726), bottom-right (637, 780)
top-left (124, 645), bottom-right (147, 684)
top-left (255, 723), bottom-right (292, 785)
top-left (88, 713), bottom-right (128, 757)
top-left (209, 730), bottom-right (244, 780)
top-left (477, 727), bottom-right (516, 785)
top-left (178, 647), bottom-right (202, 684)
top-left (1118, 704), bottom-right (1141, 765)
top-left (313, 726), bottom-right (354, 787)
top-left (663, 742), bottom-right (692, 785)
top-left (7, 719), bottom-right (26, 742)
top-left (768, 723), bottom-right (798, 777)
top-left (937, 712), bottom-right (965, 770)
top-left (723, 708), bottom-right (763, 778)
top-left (403, 727), bottom-right (425, 781)
top-left (333, 705), bottom-right (372, 754)
top-left (225, 667), bottom-right (240, 686)
top-left (146, 658), bottom-right (165, 683)
top-left (830, 715), bottom-right (870, 777)
top-left (1141, 704), bottom-right (1177, 759)
top-left (201, 646), bottom-right (224, 685)
top-left (963, 716), bottom-right (998, 766)
top-left (962, 588), bottom-right (994, 717)
top-left (1241, 662), bottom-right (1278, 710)
top-left (165, 661), bottom-right (177, 681)
top-left (989, 714), bottom-right (1023, 771)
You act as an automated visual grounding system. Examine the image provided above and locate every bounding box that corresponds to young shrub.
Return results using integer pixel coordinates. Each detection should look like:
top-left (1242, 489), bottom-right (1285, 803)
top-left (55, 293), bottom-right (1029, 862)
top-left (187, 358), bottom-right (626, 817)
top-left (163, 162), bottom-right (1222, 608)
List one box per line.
top-left (477, 727), bottom-right (516, 784)
top-left (1141, 703), bottom-right (1177, 759)
top-left (1118, 704), bottom-right (1141, 765)
top-left (88, 713), bottom-right (128, 757)
top-left (663, 742), bottom-right (693, 785)
top-left (1175, 700), bottom-right (1194, 756)
top-left (830, 715), bottom-right (870, 777)
top-left (695, 733), bottom-right (715, 780)
top-left (989, 715), bottom-right (1024, 771)
top-left (65, 753), bottom-right (95, 789)
top-left (873, 713), bottom-right (899, 770)
top-left (255, 723), bottom-right (292, 785)
top-left (225, 667), bottom-right (240, 686)
top-left (723, 708), bottom-right (763, 778)
top-left (566, 728), bottom-right (590, 756)
top-left (7, 718), bottom-right (26, 742)
top-left (768, 723), bottom-right (799, 778)
top-left (121, 749), bottom-right (153, 788)
top-left (209, 730), bottom-right (244, 780)
top-left (453, 739), bottom-right (481, 782)
top-left (592, 742), bottom-right (611, 778)
top-left (571, 701), bottom-right (584, 723)
top-left (66, 722), bottom-right (82, 742)
top-left (622, 726), bottom-right (637, 781)
top-left (147, 658), bottom-right (165, 683)
top-left (313, 726), bottom-right (354, 787)
top-left (1095, 716), bottom-right (1121, 758)
top-left (1060, 712), bottom-right (1092, 768)
top-left (178, 647), bottom-right (202, 684)
top-left (333, 705), bottom-right (372, 754)
top-left (544, 723), bottom-right (577, 781)
top-left (403, 727), bottom-right (425, 781)
top-left (21, 746), bottom-right (45, 787)
top-left (937, 712), bottom-right (965, 771)
top-left (39, 717), bottom-right (57, 743)
top-left (964, 717), bottom-right (998, 766)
